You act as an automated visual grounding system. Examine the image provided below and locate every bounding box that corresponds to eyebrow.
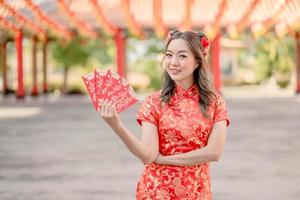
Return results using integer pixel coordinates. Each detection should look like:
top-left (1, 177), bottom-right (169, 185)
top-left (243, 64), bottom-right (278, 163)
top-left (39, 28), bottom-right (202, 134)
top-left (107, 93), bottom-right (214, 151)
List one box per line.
top-left (166, 50), bottom-right (189, 53)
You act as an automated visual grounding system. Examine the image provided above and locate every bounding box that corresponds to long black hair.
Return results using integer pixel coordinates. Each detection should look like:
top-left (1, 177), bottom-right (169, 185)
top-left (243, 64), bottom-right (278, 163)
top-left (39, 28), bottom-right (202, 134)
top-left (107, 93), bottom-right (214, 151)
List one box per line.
top-left (160, 30), bottom-right (216, 117)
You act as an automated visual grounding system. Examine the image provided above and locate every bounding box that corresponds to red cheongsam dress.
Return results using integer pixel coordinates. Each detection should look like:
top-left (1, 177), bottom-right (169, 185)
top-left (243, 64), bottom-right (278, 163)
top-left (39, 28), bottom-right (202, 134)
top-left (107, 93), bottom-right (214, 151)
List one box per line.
top-left (136, 84), bottom-right (230, 200)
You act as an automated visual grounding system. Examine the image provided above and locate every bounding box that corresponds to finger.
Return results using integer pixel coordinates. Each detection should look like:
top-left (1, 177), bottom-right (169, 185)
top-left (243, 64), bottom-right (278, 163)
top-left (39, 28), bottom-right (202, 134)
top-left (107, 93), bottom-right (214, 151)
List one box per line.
top-left (105, 101), bottom-right (111, 115)
top-left (111, 103), bottom-right (117, 114)
top-left (101, 99), bottom-right (108, 116)
top-left (104, 100), bottom-right (111, 116)
top-left (105, 101), bottom-right (111, 116)
top-left (103, 100), bottom-right (108, 116)
top-left (108, 102), bottom-right (114, 116)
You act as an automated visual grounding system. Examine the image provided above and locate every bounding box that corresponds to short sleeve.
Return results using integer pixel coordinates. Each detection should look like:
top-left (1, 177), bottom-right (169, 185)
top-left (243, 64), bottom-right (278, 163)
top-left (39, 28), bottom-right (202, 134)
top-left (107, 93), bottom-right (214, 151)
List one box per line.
top-left (213, 93), bottom-right (230, 126)
top-left (136, 94), bottom-right (160, 126)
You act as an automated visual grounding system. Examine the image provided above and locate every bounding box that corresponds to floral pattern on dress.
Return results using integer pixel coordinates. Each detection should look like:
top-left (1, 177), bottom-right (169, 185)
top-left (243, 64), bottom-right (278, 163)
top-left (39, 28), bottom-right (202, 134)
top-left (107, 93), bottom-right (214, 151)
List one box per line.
top-left (136, 84), bottom-right (229, 200)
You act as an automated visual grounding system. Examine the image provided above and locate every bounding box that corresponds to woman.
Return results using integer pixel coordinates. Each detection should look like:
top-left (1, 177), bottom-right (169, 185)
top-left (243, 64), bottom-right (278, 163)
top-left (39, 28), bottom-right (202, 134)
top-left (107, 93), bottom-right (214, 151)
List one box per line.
top-left (100, 30), bottom-right (230, 199)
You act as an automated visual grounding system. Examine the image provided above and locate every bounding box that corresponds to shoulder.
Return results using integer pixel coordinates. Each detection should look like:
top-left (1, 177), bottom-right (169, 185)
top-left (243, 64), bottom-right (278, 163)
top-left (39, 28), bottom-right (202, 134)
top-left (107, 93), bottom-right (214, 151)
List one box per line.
top-left (209, 92), bottom-right (228, 113)
top-left (136, 91), bottom-right (161, 126)
top-left (207, 91), bottom-right (225, 103)
top-left (143, 91), bottom-right (161, 104)
top-left (210, 92), bottom-right (230, 126)
top-left (138, 91), bottom-right (162, 113)
top-left (213, 92), bottom-right (226, 105)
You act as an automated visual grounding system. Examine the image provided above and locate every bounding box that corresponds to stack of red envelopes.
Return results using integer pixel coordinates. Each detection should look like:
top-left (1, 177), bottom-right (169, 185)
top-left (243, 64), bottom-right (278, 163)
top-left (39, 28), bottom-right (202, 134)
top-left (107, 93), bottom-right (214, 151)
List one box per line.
top-left (82, 69), bottom-right (139, 113)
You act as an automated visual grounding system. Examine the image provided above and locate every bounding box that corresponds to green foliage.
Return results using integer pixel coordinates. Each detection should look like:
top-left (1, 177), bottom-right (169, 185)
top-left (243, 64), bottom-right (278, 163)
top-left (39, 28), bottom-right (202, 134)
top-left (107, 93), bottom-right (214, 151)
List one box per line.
top-left (51, 36), bottom-right (115, 69)
top-left (254, 32), bottom-right (294, 88)
top-left (51, 37), bottom-right (90, 69)
top-left (50, 36), bottom-right (115, 92)
top-left (86, 38), bottom-right (115, 67)
top-left (133, 57), bottom-right (163, 90)
top-left (128, 36), bottom-right (165, 90)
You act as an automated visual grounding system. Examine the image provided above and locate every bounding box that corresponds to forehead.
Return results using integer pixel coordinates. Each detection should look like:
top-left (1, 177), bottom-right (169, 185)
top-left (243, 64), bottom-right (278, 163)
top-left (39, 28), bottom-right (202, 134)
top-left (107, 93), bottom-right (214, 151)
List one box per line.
top-left (167, 38), bottom-right (190, 52)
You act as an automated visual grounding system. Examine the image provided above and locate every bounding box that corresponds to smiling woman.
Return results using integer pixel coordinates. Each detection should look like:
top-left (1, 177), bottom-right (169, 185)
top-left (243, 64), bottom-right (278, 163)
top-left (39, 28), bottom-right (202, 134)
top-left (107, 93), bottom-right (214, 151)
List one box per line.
top-left (134, 30), bottom-right (229, 199)
top-left (0, 107), bottom-right (41, 119)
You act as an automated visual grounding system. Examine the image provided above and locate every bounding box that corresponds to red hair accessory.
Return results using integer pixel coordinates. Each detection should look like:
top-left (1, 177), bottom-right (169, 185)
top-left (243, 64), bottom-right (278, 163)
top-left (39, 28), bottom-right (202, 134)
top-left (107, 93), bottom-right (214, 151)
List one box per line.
top-left (200, 36), bottom-right (209, 49)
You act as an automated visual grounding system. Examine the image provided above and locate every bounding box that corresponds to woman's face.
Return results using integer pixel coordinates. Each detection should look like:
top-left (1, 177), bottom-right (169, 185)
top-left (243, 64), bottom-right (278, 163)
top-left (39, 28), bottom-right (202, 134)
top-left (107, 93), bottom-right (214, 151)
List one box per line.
top-left (163, 38), bottom-right (198, 85)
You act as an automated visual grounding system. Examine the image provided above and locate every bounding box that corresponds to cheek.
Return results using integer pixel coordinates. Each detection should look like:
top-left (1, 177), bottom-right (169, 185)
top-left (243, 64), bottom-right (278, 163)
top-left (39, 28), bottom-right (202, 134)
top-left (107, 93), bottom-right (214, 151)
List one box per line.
top-left (180, 60), bottom-right (196, 70)
top-left (179, 63), bottom-right (197, 76)
top-left (162, 58), bottom-right (170, 68)
top-left (182, 67), bottom-right (196, 76)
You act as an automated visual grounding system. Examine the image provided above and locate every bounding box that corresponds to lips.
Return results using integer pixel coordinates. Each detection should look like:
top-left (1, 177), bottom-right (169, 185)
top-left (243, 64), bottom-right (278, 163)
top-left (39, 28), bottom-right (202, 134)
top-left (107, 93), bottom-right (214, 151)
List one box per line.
top-left (169, 68), bottom-right (181, 75)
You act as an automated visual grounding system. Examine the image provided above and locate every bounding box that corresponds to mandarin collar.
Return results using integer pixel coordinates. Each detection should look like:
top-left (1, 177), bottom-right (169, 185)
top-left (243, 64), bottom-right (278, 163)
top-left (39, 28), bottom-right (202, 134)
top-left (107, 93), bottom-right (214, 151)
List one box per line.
top-left (173, 84), bottom-right (199, 101)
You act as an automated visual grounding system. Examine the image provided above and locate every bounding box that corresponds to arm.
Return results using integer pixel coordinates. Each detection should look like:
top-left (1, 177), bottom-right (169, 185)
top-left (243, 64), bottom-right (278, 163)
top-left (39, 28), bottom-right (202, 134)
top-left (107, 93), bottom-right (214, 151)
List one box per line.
top-left (100, 100), bottom-right (159, 164)
top-left (155, 120), bottom-right (227, 167)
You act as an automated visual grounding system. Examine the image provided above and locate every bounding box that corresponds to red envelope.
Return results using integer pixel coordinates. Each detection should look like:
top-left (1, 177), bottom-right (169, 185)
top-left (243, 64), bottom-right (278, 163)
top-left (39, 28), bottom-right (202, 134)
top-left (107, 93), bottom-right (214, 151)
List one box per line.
top-left (96, 69), bottom-right (138, 112)
top-left (95, 69), bottom-right (119, 99)
top-left (82, 72), bottom-right (98, 110)
top-left (94, 69), bottom-right (108, 100)
top-left (84, 69), bottom-right (138, 113)
top-left (103, 75), bottom-right (130, 99)
top-left (110, 84), bottom-right (138, 113)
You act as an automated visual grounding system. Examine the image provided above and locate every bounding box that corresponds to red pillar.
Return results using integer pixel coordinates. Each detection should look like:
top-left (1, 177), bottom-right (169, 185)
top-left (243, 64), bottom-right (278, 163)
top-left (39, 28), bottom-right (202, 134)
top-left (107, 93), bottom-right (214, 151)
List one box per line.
top-left (115, 30), bottom-right (126, 77)
top-left (296, 32), bottom-right (300, 94)
top-left (31, 36), bottom-right (38, 96)
top-left (15, 29), bottom-right (25, 98)
top-left (210, 33), bottom-right (222, 92)
top-left (1, 40), bottom-right (8, 94)
top-left (42, 39), bottom-right (48, 93)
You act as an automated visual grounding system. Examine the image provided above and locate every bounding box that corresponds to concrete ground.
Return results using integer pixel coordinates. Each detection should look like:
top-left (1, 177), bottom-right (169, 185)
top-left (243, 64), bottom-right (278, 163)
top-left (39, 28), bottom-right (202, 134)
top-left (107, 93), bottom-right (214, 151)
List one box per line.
top-left (0, 93), bottom-right (300, 200)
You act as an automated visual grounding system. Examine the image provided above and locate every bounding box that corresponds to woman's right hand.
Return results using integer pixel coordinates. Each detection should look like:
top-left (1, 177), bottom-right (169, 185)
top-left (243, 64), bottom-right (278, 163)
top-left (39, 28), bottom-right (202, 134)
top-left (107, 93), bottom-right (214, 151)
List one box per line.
top-left (99, 99), bottom-right (121, 128)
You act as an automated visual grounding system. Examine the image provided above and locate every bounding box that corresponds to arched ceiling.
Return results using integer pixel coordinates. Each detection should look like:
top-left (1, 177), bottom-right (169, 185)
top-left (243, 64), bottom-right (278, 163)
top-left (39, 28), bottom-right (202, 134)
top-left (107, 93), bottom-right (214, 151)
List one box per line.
top-left (0, 0), bottom-right (300, 40)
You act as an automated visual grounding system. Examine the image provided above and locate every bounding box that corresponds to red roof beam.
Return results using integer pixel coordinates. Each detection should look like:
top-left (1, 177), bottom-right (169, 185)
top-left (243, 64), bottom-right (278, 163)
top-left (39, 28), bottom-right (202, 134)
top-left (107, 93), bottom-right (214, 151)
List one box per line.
top-left (251, 0), bottom-right (293, 37)
top-left (120, 0), bottom-right (145, 38)
top-left (153, 0), bottom-right (168, 38)
top-left (90, 0), bottom-right (118, 36)
top-left (57, 0), bottom-right (98, 39)
top-left (180, 0), bottom-right (194, 31)
top-left (205, 0), bottom-right (228, 39)
top-left (275, 0), bottom-right (300, 36)
top-left (214, 0), bottom-right (228, 29)
top-left (288, 0), bottom-right (300, 31)
top-left (24, 0), bottom-right (73, 40)
top-left (228, 0), bottom-right (261, 38)
top-left (0, 1), bottom-right (46, 40)
top-left (0, 15), bottom-right (19, 34)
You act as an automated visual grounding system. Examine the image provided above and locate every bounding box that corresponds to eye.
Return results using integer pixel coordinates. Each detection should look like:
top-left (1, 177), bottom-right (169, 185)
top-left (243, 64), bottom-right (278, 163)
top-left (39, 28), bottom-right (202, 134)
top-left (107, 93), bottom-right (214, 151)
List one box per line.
top-left (165, 53), bottom-right (172, 58)
top-left (179, 55), bottom-right (187, 58)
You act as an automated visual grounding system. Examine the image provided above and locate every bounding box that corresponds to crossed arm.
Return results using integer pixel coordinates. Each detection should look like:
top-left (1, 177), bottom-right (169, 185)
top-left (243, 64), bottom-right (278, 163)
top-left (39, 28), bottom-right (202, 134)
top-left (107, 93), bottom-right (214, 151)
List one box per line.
top-left (100, 100), bottom-right (227, 166)
top-left (154, 120), bottom-right (227, 166)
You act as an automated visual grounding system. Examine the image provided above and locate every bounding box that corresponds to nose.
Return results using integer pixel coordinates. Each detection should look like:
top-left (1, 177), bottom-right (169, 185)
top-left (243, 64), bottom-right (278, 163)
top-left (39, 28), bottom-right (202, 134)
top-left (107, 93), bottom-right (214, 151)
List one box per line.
top-left (170, 55), bottom-right (179, 66)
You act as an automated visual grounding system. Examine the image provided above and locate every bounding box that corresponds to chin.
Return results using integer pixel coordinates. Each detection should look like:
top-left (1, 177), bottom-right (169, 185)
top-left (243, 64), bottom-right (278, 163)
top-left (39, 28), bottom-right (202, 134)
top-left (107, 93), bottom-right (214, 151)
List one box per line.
top-left (169, 75), bottom-right (181, 81)
top-left (169, 74), bottom-right (187, 82)
top-left (172, 78), bottom-right (183, 82)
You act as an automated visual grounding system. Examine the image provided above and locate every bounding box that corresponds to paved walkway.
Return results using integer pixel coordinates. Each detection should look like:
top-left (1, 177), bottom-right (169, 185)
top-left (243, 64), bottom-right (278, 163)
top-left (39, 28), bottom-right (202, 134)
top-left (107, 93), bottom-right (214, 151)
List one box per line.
top-left (0, 94), bottom-right (300, 200)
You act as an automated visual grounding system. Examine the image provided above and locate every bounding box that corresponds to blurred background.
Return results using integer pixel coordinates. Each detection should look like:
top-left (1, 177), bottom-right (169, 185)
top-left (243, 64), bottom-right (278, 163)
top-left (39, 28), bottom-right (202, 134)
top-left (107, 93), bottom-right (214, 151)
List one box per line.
top-left (0, 0), bottom-right (300, 199)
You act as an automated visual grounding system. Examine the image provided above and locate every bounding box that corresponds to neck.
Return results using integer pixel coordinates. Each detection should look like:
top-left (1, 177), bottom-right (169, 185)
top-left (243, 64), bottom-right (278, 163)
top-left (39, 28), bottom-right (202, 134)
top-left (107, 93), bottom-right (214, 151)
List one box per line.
top-left (174, 80), bottom-right (194, 91)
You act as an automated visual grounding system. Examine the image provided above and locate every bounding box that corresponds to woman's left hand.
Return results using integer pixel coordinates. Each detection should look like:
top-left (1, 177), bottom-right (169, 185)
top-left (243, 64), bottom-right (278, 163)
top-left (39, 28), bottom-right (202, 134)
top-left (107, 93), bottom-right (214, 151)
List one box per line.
top-left (154, 153), bottom-right (166, 165)
top-left (99, 99), bottom-right (121, 128)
